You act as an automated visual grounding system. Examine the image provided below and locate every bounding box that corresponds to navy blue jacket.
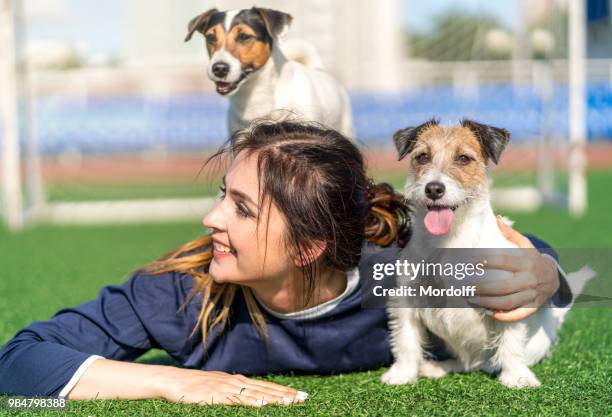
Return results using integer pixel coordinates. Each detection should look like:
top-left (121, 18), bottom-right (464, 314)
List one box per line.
top-left (0, 236), bottom-right (570, 397)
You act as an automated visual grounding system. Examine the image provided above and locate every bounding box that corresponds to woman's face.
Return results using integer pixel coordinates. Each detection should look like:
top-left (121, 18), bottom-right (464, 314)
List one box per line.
top-left (203, 151), bottom-right (294, 285)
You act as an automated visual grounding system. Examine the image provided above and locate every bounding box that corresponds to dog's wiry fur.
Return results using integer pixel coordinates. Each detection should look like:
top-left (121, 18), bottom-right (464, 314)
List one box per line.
top-left (383, 119), bottom-right (593, 388)
top-left (185, 7), bottom-right (354, 137)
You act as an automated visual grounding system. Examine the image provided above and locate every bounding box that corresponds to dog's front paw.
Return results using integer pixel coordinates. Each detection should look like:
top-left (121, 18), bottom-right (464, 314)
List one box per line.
top-left (381, 363), bottom-right (418, 385)
top-left (499, 368), bottom-right (541, 388)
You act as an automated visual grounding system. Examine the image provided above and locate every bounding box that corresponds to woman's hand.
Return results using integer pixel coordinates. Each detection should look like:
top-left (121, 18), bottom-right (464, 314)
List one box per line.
top-left (471, 216), bottom-right (560, 322)
top-left (154, 367), bottom-right (307, 407)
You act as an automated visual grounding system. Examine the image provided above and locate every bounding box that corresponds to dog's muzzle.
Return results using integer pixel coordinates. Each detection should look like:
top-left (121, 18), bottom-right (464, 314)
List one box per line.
top-left (213, 67), bottom-right (253, 96)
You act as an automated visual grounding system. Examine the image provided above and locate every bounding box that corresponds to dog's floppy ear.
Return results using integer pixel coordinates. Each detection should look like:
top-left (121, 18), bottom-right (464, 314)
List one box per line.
top-left (185, 8), bottom-right (218, 42)
top-left (393, 118), bottom-right (439, 161)
top-left (253, 7), bottom-right (293, 39)
top-left (460, 119), bottom-right (510, 164)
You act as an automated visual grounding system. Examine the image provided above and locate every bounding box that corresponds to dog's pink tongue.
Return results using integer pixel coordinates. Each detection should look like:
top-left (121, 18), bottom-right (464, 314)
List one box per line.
top-left (424, 208), bottom-right (454, 235)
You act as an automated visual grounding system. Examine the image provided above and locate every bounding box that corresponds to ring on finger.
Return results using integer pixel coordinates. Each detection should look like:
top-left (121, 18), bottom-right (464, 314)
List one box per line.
top-left (239, 387), bottom-right (246, 396)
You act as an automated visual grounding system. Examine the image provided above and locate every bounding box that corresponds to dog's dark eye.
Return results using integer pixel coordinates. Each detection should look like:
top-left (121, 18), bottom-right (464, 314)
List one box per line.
top-left (456, 155), bottom-right (472, 165)
top-left (236, 33), bottom-right (254, 43)
top-left (205, 33), bottom-right (217, 44)
top-left (415, 152), bottom-right (430, 164)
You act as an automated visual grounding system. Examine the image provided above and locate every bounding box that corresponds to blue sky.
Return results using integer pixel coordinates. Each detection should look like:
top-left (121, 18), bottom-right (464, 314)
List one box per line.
top-left (24, 0), bottom-right (126, 56)
top-left (24, 0), bottom-right (517, 58)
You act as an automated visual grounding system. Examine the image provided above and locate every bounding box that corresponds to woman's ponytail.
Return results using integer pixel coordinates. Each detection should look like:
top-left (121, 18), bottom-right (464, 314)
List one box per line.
top-left (364, 179), bottom-right (411, 248)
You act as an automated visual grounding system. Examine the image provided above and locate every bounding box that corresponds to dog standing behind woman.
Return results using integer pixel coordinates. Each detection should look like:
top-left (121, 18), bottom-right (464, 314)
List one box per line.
top-left (382, 119), bottom-right (594, 388)
top-left (185, 7), bottom-right (355, 138)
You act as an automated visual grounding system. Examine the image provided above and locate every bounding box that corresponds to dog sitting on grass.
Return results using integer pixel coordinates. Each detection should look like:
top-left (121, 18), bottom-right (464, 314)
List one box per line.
top-left (382, 119), bottom-right (593, 388)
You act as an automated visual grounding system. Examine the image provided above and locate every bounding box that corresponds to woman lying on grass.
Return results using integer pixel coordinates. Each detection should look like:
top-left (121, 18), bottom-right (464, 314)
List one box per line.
top-left (0, 120), bottom-right (571, 407)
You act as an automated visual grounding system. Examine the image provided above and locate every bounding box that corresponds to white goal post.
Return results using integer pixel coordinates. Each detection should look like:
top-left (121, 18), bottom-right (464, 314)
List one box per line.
top-left (0, 0), bottom-right (24, 231)
top-left (568, 0), bottom-right (588, 217)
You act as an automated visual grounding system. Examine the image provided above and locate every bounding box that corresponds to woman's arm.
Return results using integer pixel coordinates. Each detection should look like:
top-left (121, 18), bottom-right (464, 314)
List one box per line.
top-left (67, 359), bottom-right (304, 406)
top-left (0, 271), bottom-right (305, 406)
top-left (0, 273), bottom-right (157, 397)
top-left (0, 272), bottom-right (196, 396)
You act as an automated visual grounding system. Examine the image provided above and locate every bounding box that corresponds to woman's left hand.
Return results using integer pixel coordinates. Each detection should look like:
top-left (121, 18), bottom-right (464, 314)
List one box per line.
top-left (471, 216), bottom-right (560, 322)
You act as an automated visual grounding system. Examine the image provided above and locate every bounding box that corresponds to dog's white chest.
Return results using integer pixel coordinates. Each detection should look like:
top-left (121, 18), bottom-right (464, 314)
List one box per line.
top-left (418, 308), bottom-right (494, 367)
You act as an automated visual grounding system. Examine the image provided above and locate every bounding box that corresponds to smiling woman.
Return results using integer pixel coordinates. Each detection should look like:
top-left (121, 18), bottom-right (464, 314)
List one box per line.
top-left (142, 120), bottom-right (412, 347)
top-left (0, 120), bottom-right (571, 408)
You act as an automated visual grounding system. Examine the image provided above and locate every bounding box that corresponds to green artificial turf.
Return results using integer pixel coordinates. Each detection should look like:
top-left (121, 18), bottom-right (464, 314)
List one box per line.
top-left (0, 171), bottom-right (611, 416)
top-left (46, 181), bottom-right (216, 202)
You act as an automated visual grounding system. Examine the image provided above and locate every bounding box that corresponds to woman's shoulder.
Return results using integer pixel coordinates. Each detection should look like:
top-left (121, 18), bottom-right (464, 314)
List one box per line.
top-left (100, 270), bottom-right (203, 357)
top-left (129, 269), bottom-right (197, 293)
top-left (120, 270), bottom-right (200, 313)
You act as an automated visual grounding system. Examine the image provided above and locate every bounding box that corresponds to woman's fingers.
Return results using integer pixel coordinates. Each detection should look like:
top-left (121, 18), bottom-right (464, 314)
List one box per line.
top-left (493, 307), bottom-right (538, 322)
top-left (244, 381), bottom-right (303, 401)
top-left (188, 388), bottom-right (296, 408)
top-left (210, 372), bottom-right (306, 403)
top-left (238, 387), bottom-right (299, 405)
top-left (469, 288), bottom-right (538, 311)
top-left (481, 254), bottom-right (536, 273)
top-left (160, 369), bottom-right (308, 408)
top-left (479, 220), bottom-right (560, 323)
top-left (234, 374), bottom-right (300, 396)
top-left (216, 383), bottom-right (303, 407)
top-left (476, 272), bottom-right (538, 296)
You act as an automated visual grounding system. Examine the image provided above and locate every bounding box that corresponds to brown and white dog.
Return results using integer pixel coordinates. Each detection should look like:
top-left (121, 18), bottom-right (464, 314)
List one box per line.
top-left (185, 7), bottom-right (354, 137)
top-left (382, 119), bottom-right (593, 388)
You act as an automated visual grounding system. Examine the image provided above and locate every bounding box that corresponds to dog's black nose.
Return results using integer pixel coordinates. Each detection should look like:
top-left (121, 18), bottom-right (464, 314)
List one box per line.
top-left (212, 62), bottom-right (230, 78)
top-left (425, 181), bottom-right (445, 200)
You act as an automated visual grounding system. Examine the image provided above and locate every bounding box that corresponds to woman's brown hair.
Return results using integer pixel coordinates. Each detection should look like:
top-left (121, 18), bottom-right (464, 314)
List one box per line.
top-left (140, 119), bottom-right (411, 346)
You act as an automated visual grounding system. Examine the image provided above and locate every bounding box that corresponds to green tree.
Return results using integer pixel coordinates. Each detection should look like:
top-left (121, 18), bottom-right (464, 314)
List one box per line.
top-left (407, 10), bottom-right (509, 61)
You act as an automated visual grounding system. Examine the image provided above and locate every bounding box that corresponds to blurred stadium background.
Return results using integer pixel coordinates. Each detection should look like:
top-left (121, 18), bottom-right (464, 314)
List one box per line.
top-left (1, 0), bottom-right (612, 229)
